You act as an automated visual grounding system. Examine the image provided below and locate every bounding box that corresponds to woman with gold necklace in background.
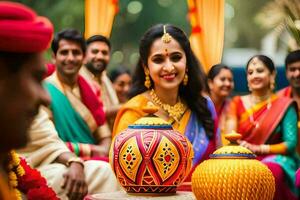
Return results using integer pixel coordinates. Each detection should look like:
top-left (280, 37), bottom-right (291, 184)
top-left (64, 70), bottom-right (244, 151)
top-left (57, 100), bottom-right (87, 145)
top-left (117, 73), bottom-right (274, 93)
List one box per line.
top-left (225, 55), bottom-right (299, 200)
top-left (112, 24), bottom-right (219, 191)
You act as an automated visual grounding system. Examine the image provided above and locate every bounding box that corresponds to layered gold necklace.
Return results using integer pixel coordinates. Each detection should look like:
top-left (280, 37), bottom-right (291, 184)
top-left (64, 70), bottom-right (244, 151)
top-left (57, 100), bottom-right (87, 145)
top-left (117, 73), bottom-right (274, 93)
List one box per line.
top-left (149, 89), bottom-right (187, 123)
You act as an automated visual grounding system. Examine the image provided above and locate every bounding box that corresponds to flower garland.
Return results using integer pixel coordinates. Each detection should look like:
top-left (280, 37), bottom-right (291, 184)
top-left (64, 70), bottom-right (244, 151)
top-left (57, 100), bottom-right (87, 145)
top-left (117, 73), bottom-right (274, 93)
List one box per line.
top-left (8, 150), bottom-right (59, 200)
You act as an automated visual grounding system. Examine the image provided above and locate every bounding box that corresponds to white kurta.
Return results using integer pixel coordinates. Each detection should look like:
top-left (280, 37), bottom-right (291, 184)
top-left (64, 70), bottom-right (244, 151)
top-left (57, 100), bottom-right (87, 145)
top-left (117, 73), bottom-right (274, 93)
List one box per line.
top-left (16, 109), bottom-right (120, 199)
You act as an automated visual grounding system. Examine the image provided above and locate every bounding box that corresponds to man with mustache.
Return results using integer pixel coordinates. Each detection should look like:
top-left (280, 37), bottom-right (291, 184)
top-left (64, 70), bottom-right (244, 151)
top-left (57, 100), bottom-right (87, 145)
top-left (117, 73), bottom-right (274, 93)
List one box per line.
top-left (279, 50), bottom-right (300, 111)
top-left (278, 50), bottom-right (300, 136)
top-left (44, 29), bottom-right (112, 159)
top-left (39, 29), bottom-right (120, 198)
top-left (81, 35), bottom-right (120, 134)
top-left (277, 50), bottom-right (300, 189)
top-left (0, 1), bottom-right (53, 199)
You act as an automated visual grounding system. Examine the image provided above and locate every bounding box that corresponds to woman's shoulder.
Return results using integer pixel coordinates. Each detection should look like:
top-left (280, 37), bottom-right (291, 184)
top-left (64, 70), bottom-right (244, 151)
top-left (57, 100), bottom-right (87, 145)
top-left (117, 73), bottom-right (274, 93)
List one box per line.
top-left (123, 93), bottom-right (149, 109)
top-left (227, 95), bottom-right (245, 106)
top-left (203, 95), bottom-right (214, 108)
top-left (273, 94), bottom-right (296, 111)
top-left (113, 93), bottom-right (149, 137)
top-left (273, 94), bottom-right (293, 102)
top-left (202, 95), bottom-right (217, 119)
top-left (232, 95), bottom-right (243, 101)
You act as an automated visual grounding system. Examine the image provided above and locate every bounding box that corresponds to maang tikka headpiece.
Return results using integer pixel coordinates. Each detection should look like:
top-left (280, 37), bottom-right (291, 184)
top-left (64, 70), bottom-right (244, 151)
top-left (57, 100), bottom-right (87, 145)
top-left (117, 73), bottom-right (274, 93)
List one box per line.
top-left (161, 25), bottom-right (172, 43)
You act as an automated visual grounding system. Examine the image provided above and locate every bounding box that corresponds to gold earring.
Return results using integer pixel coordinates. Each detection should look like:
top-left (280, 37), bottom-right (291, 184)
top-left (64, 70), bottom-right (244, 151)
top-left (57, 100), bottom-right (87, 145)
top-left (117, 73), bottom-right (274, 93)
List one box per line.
top-left (144, 70), bottom-right (151, 89)
top-left (248, 83), bottom-right (252, 92)
top-left (270, 79), bottom-right (275, 91)
top-left (183, 73), bottom-right (188, 86)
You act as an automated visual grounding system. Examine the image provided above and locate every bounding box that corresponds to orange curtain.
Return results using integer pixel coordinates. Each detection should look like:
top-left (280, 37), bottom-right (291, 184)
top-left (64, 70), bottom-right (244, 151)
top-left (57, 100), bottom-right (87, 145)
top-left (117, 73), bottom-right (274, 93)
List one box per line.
top-left (85, 0), bottom-right (118, 38)
top-left (187, 0), bottom-right (224, 73)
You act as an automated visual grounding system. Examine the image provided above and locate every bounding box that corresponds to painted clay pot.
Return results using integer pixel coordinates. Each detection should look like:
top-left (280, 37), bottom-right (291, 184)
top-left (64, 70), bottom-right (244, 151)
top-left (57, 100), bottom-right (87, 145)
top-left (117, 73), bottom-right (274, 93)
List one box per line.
top-left (110, 107), bottom-right (193, 194)
top-left (192, 132), bottom-right (275, 200)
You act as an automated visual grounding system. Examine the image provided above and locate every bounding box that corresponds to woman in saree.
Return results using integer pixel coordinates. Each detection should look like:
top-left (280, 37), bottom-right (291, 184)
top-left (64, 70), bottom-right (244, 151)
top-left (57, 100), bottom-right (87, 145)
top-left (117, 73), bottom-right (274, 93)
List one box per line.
top-left (113, 24), bottom-right (219, 191)
top-left (109, 66), bottom-right (132, 104)
top-left (207, 64), bottom-right (234, 145)
top-left (226, 55), bottom-right (300, 199)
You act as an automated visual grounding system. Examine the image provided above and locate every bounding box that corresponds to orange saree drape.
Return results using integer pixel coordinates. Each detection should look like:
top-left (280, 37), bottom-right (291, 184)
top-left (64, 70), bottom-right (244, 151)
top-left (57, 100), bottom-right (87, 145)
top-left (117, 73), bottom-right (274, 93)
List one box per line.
top-left (84, 0), bottom-right (118, 38)
top-left (187, 0), bottom-right (224, 73)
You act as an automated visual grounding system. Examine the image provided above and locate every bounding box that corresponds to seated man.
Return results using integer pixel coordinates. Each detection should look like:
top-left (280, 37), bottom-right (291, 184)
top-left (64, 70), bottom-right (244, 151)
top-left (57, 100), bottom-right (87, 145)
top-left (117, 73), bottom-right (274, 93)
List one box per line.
top-left (81, 35), bottom-right (121, 132)
top-left (44, 29), bottom-right (111, 159)
top-left (17, 109), bottom-right (120, 199)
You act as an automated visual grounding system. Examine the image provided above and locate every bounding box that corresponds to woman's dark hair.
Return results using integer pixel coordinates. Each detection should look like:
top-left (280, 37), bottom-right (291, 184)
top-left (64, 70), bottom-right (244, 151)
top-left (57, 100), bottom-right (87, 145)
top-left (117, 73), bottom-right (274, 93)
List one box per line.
top-left (129, 24), bottom-right (214, 139)
top-left (207, 64), bottom-right (232, 80)
top-left (207, 64), bottom-right (232, 94)
top-left (246, 55), bottom-right (275, 73)
top-left (109, 66), bottom-right (131, 83)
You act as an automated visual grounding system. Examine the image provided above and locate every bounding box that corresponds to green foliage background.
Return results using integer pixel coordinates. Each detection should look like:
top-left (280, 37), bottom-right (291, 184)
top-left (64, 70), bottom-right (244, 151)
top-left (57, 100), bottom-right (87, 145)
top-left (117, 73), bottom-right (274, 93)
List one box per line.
top-left (13, 0), bottom-right (271, 70)
top-left (13, 0), bottom-right (189, 70)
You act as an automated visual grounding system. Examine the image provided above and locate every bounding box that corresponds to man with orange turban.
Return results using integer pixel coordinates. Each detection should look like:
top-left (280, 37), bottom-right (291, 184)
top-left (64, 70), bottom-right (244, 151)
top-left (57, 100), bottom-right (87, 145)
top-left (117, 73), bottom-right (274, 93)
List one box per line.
top-left (0, 1), bottom-right (53, 199)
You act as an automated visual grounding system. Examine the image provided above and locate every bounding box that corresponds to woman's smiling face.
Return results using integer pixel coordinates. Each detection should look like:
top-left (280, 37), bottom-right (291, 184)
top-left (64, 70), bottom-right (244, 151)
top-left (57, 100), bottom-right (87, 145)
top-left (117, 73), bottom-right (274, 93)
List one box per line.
top-left (247, 57), bottom-right (273, 92)
top-left (146, 37), bottom-right (187, 92)
top-left (209, 68), bottom-right (234, 99)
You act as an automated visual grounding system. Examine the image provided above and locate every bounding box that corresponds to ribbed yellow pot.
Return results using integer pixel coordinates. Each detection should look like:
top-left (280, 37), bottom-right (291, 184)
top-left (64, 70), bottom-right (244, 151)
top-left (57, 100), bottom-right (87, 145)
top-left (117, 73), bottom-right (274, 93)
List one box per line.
top-left (192, 133), bottom-right (275, 200)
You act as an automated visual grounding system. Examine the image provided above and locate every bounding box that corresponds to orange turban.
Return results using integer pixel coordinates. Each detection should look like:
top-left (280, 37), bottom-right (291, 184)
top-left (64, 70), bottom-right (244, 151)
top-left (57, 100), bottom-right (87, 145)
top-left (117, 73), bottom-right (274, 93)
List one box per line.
top-left (0, 1), bottom-right (53, 53)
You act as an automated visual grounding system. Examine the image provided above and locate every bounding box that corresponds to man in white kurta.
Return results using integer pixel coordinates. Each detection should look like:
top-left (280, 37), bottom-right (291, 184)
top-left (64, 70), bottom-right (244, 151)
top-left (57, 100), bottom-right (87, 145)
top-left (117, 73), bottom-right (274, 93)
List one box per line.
top-left (17, 109), bottom-right (120, 199)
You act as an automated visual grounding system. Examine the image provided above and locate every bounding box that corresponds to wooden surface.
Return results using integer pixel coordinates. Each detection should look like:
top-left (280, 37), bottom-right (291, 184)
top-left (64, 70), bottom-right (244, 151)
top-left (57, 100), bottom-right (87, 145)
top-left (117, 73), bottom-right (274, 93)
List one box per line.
top-left (84, 190), bottom-right (196, 200)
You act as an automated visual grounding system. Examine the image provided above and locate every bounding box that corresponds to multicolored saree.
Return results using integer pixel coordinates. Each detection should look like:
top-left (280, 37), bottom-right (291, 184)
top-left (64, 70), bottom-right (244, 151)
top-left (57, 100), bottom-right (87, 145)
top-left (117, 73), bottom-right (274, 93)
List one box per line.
top-left (228, 94), bottom-right (300, 199)
top-left (236, 95), bottom-right (293, 144)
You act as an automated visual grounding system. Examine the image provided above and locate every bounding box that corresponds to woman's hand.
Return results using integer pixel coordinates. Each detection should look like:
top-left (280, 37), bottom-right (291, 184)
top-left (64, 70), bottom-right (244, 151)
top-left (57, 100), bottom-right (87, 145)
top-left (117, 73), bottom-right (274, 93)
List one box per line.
top-left (237, 140), bottom-right (269, 154)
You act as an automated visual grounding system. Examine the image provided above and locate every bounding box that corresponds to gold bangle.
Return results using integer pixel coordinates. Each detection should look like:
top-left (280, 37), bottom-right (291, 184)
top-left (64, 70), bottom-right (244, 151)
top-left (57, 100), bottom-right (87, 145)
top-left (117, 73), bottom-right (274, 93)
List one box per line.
top-left (81, 144), bottom-right (91, 157)
top-left (260, 144), bottom-right (270, 154)
top-left (66, 157), bottom-right (84, 168)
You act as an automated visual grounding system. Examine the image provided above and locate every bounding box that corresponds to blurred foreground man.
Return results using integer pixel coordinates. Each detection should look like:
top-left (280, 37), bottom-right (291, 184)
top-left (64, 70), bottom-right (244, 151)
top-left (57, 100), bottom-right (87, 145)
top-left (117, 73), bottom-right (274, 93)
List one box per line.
top-left (0, 2), bottom-right (53, 199)
top-left (17, 109), bottom-right (120, 200)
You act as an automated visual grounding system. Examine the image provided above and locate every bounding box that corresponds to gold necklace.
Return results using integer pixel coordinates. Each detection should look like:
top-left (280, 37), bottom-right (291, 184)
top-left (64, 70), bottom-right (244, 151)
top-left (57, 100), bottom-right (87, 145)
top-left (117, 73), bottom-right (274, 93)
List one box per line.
top-left (250, 93), bottom-right (271, 104)
top-left (150, 89), bottom-right (187, 123)
top-left (247, 95), bottom-right (272, 129)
